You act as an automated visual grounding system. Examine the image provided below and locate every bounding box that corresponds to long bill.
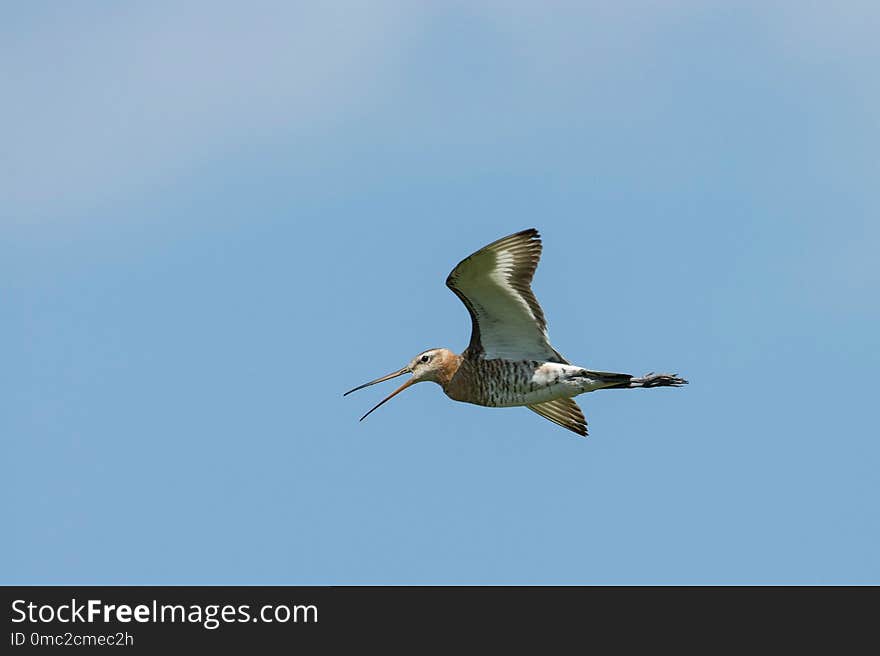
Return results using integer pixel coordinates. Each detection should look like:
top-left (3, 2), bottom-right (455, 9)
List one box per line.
top-left (343, 367), bottom-right (416, 422)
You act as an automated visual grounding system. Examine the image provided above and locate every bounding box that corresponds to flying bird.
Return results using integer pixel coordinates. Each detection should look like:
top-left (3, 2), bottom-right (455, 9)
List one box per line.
top-left (344, 228), bottom-right (686, 436)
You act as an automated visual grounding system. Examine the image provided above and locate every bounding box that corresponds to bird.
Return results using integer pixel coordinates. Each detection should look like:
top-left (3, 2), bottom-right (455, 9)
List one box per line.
top-left (344, 228), bottom-right (686, 436)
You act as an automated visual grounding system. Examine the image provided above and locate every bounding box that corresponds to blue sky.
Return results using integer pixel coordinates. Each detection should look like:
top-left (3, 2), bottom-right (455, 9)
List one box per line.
top-left (3, 2), bottom-right (878, 584)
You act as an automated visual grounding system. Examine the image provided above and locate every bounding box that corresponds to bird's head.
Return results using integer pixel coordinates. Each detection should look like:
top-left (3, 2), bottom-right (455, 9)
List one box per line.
top-left (343, 348), bottom-right (459, 421)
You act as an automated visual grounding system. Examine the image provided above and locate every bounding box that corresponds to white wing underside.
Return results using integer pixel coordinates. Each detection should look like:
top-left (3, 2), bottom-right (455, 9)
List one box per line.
top-left (446, 229), bottom-right (567, 363)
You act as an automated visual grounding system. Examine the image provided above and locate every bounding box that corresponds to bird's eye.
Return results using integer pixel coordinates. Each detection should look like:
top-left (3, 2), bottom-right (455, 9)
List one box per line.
top-left (420, 355), bottom-right (430, 363)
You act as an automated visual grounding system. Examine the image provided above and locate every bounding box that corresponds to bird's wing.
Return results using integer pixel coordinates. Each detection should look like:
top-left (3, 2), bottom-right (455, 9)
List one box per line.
top-left (527, 398), bottom-right (587, 437)
top-left (445, 228), bottom-right (567, 362)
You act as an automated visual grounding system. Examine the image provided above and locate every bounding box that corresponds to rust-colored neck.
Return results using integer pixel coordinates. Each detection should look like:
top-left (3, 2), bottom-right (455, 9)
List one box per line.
top-left (436, 350), bottom-right (464, 390)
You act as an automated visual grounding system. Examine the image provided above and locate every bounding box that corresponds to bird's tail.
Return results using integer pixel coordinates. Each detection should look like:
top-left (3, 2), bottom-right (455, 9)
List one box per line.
top-left (600, 371), bottom-right (688, 389)
top-left (582, 370), bottom-right (637, 389)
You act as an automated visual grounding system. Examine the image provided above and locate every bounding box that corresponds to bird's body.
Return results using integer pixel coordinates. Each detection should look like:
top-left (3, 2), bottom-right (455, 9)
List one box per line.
top-left (345, 228), bottom-right (686, 437)
top-left (443, 357), bottom-right (623, 407)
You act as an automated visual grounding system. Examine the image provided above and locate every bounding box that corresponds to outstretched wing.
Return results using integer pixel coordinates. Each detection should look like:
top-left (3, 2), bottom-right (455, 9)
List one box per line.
top-left (527, 398), bottom-right (587, 437)
top-left (445, 228), bottom-right (567, 363)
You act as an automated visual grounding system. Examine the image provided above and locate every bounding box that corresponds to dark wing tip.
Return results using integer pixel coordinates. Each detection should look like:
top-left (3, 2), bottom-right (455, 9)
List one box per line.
top-left (501, 227), bottom-right (541, 249)
top-left (514, 227), bottom-right (540, 239)
top-left (569, 419), bottom-right (588, 437)
top-left (527, 398), bottom-right (588, 438)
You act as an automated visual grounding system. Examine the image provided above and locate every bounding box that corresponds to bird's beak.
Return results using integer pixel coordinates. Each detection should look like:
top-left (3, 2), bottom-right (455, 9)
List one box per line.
top-left (343, 367), bottom-right (416, 422)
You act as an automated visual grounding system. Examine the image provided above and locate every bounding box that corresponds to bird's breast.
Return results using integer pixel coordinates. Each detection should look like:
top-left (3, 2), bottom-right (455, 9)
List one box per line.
top-left (443, 359), bottom-right (585, 407)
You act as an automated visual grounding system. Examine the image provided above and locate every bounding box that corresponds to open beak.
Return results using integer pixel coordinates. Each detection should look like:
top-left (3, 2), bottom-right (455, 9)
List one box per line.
top-left (343, 367), bottom-right (415, 422)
